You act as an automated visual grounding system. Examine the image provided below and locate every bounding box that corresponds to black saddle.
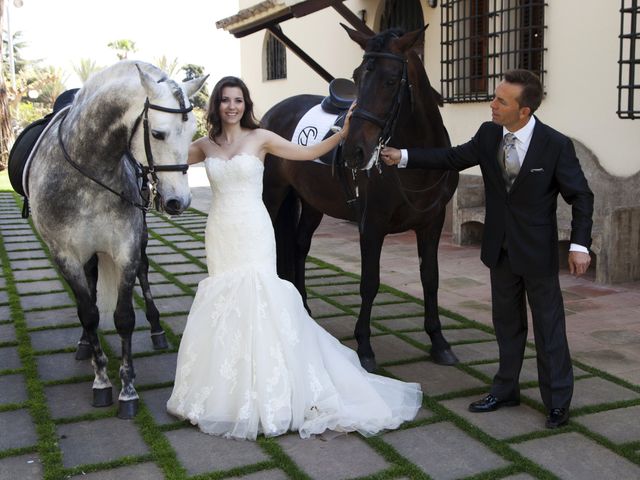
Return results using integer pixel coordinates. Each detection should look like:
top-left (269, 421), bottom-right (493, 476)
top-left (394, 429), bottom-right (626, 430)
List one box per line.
top-left (321, 78), bottom-right (356, 114)
top-left (8, 89), bottom-right (79, 216)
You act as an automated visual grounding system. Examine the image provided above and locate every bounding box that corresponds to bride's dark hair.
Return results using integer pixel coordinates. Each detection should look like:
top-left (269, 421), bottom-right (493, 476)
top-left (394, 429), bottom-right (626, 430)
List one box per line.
top-left (206, 76), bottom-right (261, 143)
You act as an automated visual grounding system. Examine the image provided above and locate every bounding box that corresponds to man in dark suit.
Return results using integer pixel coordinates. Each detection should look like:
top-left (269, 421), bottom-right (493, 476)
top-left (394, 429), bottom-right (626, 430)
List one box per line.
top-left (381, 69), bottom-right (593, 429)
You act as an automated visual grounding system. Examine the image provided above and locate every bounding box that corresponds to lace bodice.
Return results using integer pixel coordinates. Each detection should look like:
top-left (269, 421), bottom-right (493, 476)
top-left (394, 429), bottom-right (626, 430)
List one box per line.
top-left (203, 154), bottom-right (276, 276)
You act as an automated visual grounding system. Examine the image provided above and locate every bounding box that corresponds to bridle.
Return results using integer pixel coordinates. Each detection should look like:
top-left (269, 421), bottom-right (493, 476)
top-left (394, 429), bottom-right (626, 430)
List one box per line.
top-left (58, 93), bottom-right (193, 212)
top-left (350, 51), bottom-right (409, 172)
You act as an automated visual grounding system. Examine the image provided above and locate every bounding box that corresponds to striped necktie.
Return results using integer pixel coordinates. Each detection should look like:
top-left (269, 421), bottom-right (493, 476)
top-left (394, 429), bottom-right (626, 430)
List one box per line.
top-left (502, 133), bottom-right (520, 188)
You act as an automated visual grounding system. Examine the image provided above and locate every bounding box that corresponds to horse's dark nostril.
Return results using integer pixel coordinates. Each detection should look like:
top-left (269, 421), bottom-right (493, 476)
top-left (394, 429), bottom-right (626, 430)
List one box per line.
top-left (164, 198), bottom-right (183, 215)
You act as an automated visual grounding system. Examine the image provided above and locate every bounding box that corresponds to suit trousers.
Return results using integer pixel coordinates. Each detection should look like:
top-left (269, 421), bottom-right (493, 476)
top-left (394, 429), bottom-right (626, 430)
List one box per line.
top-left (489, 249), bottom-right (574, 410)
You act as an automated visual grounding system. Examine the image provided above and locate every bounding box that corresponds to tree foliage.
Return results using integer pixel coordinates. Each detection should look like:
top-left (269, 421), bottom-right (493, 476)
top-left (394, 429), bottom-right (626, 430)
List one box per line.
top-left (107, 39), bottom-right (137, 60)
top-left (73, 58), bottom-right (103, 83)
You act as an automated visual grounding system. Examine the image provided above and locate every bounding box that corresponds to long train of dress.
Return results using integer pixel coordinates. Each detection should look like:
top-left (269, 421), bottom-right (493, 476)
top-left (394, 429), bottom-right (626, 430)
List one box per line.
top-left (167, 154), bottom-right (422, 440)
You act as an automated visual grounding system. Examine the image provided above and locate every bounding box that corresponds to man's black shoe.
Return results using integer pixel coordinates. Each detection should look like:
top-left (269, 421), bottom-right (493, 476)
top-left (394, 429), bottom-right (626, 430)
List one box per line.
top-left (545, 408), bottom-right (569, 428)
top-left (468, 394), bottom-right (520, 413)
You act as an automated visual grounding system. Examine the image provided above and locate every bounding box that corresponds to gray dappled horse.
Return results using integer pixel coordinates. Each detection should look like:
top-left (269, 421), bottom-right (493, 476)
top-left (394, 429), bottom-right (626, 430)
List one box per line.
top-left (27, 61), bottom-right (206, 418)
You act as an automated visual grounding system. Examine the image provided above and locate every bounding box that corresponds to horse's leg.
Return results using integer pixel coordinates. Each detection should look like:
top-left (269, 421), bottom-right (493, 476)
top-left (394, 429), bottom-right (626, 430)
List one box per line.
top-left (138, 221), bottom-right (168, 350)
top-left (355, 230), bottom-right (385, 373)
top-left (57, 256), bottom-right (113, 406)
top-left (75, 254), bottom-right (98, 360)
top-left (113, 262), bottom-right (140, 418)
top-left (294, 201), bottom-right (324, 313)
top-left (416, 211), bottom-right (459, 365)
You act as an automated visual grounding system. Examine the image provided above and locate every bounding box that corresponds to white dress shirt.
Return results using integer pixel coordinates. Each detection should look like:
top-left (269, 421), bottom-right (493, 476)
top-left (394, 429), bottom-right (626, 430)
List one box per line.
top-left (397, 117), bottom-right (588, 253)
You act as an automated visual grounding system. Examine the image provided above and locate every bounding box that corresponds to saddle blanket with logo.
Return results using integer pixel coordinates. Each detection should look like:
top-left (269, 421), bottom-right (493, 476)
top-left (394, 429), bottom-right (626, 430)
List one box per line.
top-left (291, 104), bottom-right (340, 165)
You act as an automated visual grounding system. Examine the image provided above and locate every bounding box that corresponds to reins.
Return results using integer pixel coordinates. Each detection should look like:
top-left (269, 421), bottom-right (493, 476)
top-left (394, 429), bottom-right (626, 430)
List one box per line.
top-left (57, 96), bottom-right (193, 212)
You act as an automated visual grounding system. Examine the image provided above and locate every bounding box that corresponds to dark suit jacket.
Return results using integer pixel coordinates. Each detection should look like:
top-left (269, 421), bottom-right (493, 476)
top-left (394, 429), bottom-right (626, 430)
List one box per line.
top-left (407, 118), bottom-right (594, 277)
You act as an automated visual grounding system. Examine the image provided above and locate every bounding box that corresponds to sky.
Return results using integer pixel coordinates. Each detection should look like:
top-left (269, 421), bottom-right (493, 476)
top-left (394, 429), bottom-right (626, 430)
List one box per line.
top-left (6, 0), bottom-right (241, 88)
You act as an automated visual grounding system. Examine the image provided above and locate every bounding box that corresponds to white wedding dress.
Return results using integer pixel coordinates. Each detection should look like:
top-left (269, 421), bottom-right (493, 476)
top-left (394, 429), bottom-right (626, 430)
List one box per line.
top-left (166, 153), bottom-right (422, 440)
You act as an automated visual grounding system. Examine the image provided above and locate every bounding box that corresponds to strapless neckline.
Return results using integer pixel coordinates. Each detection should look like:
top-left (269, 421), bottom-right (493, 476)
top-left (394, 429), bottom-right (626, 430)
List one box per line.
top-left (206, 153), bottom-right (262, 164)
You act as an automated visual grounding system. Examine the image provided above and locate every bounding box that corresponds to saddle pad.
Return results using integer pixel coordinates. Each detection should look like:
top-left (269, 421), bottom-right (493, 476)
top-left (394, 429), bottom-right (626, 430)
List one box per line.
top-left (291, 104), bottom-right (339, 164)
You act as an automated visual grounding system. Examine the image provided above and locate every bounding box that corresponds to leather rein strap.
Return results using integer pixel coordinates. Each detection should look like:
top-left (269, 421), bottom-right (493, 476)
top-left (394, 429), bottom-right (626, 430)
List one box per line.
top-left (58, 98), bottom-right (193, 212)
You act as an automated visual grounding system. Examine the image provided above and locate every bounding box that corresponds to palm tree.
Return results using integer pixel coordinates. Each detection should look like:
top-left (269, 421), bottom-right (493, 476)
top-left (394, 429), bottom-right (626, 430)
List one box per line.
top-left (73, 58), bottom-right (102, 84)
top-left (107, 39), bottom-right (137, 60)
top-left (0, 0), bottom-right (13, 170)
top-left (155, 55), bottom-right (179, 77)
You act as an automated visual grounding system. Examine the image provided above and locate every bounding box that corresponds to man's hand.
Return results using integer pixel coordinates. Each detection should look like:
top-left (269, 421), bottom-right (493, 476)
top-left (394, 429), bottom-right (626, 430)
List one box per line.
top-left (568, 251), bottom-right (591, 277)
top-left (381, 147), bottom-right (401, 166)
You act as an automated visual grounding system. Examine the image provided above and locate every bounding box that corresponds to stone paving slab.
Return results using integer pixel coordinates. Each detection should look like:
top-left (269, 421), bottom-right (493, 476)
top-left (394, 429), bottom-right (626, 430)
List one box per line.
top-left (2, 241), bottom-right (42, 251)
top-left (161, 263), bottom-right (204, 275)
top-left (368, 302), bottom-right (426, 319)
top-left (511, 431), bottom-right (640, 480)
top-left (522, 376), bottom-right (640, 409)
top-left (344, 334), bottom-right (425, 364)
top-left (10, 258), bottom-right (53, 270)
top-left (14, 279), bottom-right (65, 295)
top-left (441, 396), bottom-right (546, 439)
top-left (134, 282), bottom-right (187, 299)
top-left (67, 462), bottom-right (165, 480)
top-left (404, 328), bottom-right (494, 344)
top-left (24, 307), bottom-right (78, 328)
top-left (0, 290), bottom-right (8, 305)
top-left (12, 268), bottom-right (59, 281)
top-left (20, 292), bottom-right (74, 311)
top-left (0, 454), bottom-right (43, 480)
top-left (450, 341), bottom-right (501, 364)
top-left (0, 346), bottom-right (21, 371)
top-left (161, 314), bottom-right (188, 335)
top-left (0, 373), bottom-right (28, 404)
top-left (376, 315), bottom-right (461, 330)
top-left (146, 245), bottom-right (176, 255)
top-left (29, 326), bottom-right (79, 352)
top-left (277, 433), bottom-right (390, 480)
top-left (140, 386), bottom-right (177, 426)
top-left (315, 315), bottom-right (358, 339)
top-left (0, 306), bottom-right (10, 322)
top-left (235, 469), bottom-right (289, 480)
top-left (165, 427), bottom-right (269, 476)
top-left (307, 282), bottom-right (360, 296)
top-left (574, 404), bottom-right (640, 444)
top-left (307, 297), bottom-right (347, 317)
top-left (306, 275), bottom-right (355, 287)
top-left (57, 418), bottom-right (149, 468)
top-left (0, 409), bottom-right (38, 450)
top-left (384, 422), bottom-right (510, 480)
top-left (44, 381), bottom-right (107, 419)
top-left (133, 353), bottom-right (178, 387)
top-left (37, 352), bottom-right (92, 382)
top-left (0, 322), bottom-right (16, 343)
top-left (104, 330), bottom-right (162, 357)
top-left (5, 249), bottom-right (47, 260)
top-left (153, 296), bottom-right (194, 315)
top-left (385, 361), bottom-right (486, 397)
top-left (174, 272), bottom-right (208, 285)
top-left (470, 357), bottom-right (588, 384)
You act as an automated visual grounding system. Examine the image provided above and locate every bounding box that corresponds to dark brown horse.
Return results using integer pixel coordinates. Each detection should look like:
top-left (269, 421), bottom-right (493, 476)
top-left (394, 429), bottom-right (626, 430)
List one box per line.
top-left (262, 26), bottom-right (459, 372)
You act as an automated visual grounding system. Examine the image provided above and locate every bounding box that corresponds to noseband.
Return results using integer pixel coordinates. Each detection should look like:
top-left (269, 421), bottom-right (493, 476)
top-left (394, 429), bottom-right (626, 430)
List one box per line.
top-left (351, 51), bottom-right (408, 171)
top-left (57, 96), bottom-right (193, 212)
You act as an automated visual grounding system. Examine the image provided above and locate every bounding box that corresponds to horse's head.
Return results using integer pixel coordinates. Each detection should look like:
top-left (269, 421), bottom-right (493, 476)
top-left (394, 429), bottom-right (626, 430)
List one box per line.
top-left (130, 63), bottom-right (208, 215)
top-left (341, 25), bottom-right (427, 170)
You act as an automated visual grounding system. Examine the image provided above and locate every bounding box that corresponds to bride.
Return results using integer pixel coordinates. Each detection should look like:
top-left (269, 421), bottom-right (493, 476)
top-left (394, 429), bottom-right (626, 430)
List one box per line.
top-left (166, 76), bottom-right (422, 440)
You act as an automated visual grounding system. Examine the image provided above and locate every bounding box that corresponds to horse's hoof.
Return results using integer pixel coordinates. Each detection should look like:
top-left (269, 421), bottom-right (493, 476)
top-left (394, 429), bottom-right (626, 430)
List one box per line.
top-left (430, 347), bottom-right (459, 366)
top-left (117, 399), bottom-right (139, 419)
top-left (150, 331), bottom-right (169, 350)
top-left (359, 356), bottom-right (377, 373)
top-left (75, 342), bottom-right (92, 360)
top-left (92, 387), bottom-right (113, 407)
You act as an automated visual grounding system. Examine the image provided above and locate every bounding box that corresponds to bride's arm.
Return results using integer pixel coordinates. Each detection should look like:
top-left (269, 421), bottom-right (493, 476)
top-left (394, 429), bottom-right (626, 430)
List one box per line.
top-left (188, 140), bottom-right (206, 165)
top-left (261, 104), bottom-right (353, 161)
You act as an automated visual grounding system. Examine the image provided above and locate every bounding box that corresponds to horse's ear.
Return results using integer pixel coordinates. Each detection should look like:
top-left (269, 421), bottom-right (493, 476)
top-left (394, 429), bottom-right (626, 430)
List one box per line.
top-left (136, 64), bottom-right (164, 99)
top-left (393, 24), bottom-right (429, 54)
top-left (183, 74), bottom-right (209, 99)
top-left (341, 23), bottom-right (370, 50)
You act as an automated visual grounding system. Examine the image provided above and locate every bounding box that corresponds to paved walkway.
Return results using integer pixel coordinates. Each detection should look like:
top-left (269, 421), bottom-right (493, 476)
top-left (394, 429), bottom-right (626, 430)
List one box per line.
top-left (1, 168), bottom-right (639, 479)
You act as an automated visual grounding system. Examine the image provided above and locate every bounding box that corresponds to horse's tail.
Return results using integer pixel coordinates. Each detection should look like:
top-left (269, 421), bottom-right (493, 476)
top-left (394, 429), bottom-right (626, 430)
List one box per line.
top-left (96, 253), bottom-right (120, 318)
top-left (274, 189), bottom-right (300, 282)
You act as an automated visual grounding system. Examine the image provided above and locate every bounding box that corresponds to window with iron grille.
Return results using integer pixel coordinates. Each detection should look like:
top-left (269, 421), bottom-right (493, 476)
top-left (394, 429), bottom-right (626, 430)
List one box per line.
top-left (265, 33), bottom-right (287, 81)
top-left (618, 0), bottom-right (639, 119)
top-left (441, 0), bottom-right (546, 103)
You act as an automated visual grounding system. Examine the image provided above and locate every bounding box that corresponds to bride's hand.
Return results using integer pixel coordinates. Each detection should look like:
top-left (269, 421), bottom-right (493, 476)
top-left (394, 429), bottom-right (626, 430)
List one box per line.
top-left (341, 101), bottom-right (356, 140)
